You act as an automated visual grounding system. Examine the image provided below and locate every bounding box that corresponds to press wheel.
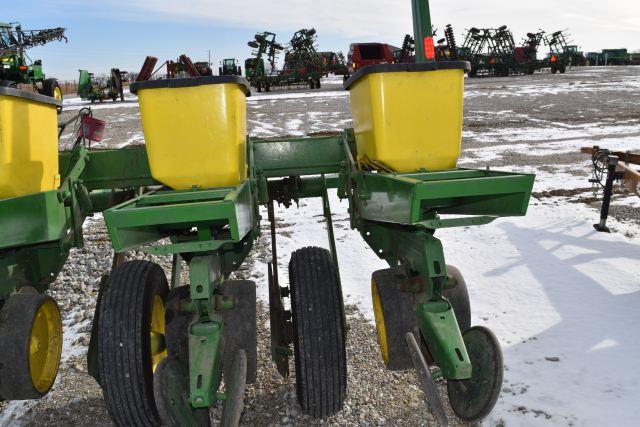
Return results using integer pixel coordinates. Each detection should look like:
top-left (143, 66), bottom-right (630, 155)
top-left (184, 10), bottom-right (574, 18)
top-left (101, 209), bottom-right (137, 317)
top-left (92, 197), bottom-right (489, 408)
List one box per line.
top-left (447, 326), bottom-right (503, 422)
top-left (221, 350), bottom-right (247, 427)
top-left (289, 247), bottom-right (346, 418)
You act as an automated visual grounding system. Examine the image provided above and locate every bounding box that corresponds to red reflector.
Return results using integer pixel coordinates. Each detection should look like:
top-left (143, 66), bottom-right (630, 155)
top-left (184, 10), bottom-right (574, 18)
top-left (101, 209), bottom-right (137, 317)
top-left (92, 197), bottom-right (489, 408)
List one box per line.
top-left (550, 55), bottom-right (557, 62)
top-left (424, 36), bottom-right (435, 60)
top-left (20, 65), bottom-right (27, 70)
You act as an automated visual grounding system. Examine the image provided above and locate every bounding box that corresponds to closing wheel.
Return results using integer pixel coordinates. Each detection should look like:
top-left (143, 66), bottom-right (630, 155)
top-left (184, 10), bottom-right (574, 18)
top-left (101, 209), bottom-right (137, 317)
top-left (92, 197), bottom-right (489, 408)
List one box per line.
top-left (444, 265), bottom-right (471, 333)
top-left (371, 268), bottom-right (418, 370)
top-left (98, 260), bottom-right (169, 426)
top-left (154, 356), bottom-right (210, 427)
top-left (221, 350), bottom-right (247, 427)
top-left (447, 326), bottom-right (503, 423)
top-left (289, 247), bottom-right (346, 418)
top-left (221, 280), bottom-right (257, 384)
top-left (0, 293), bottom-right (63, 400)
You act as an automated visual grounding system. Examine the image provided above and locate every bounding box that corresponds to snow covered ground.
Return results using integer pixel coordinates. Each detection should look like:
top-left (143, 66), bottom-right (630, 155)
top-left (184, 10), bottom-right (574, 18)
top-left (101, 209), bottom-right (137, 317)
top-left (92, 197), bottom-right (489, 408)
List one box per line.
top-left (3, 67), bottom-right (639, 426)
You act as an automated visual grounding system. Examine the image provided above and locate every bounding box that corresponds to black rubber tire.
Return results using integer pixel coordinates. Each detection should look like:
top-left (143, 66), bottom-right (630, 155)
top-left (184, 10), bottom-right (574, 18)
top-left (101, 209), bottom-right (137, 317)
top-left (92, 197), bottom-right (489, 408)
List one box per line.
top-left (447, 326), bottom-right (503, 422)
top-left (315, 78), bottom-right (321, 89)
top-left (42, 78), bottom-right (62, 113)
top-left (221, 280), bottom-right (257, 384)
top-left (164, 286), bottom-right (192, 364)
top-left (265, 81), bottom-right (271, 93)
top-left (0, 293), bottom-right (62, 400)
top-left (219, 67), bottom-right (223, 76)
top-left (289, 247), bottom-right (346, 418)
top-left (444, 265), bottom-right (471, 333)
top-left (371, 268), bottom-right (419, 371)
top-left (98, 260), bottom-right (169, 427)
top-left (87, 274), bottom-right (110, 385)
top-left (309, 79), bottom-right (315, 90)
top-left (221, 350), bottom-right (247, 427)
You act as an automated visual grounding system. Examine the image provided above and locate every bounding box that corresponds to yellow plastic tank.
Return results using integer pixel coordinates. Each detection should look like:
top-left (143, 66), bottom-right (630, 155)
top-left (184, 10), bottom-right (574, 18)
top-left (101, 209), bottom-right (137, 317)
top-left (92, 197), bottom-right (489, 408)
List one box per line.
top-left (130, 76), bottom-right (250, 190)
top-left (345, 62), bottom-right (470, 172)
top-left (0, 87), bottom-right (61, 199)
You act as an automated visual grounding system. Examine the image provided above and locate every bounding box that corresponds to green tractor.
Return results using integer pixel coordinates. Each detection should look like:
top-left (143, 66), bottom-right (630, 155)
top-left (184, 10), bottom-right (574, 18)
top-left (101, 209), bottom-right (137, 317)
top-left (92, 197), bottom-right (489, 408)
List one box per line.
top-left (0, 22), bottom-right (66, 108)
top-left (77, 69), bottom-right (127, 103)
top-left (219, 58), bottom-right (242, 76)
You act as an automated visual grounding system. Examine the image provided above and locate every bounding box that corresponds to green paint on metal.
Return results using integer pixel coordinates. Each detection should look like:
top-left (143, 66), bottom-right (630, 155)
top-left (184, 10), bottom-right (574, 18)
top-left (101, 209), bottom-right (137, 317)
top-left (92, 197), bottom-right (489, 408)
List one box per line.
top-left (104, 181), bottom-right (254, 253)
top-left (356, 169), bottom-right (534, 225)
top-left (188, 255), bottom-right (224, 408)
top-left (0, 190), bottom-right (68, 251)
top-left (252, 135), bottom-right (345, 178)
top-left (412, 0), bottom-right (433, 63)
top-left (417, 299), bottom-right (472, 379)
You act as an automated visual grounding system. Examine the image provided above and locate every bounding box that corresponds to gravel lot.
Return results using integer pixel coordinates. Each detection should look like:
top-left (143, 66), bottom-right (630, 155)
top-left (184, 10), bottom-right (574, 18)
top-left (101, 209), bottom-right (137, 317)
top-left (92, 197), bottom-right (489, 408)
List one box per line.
top-left (1, 66), bottom-right (639, 426)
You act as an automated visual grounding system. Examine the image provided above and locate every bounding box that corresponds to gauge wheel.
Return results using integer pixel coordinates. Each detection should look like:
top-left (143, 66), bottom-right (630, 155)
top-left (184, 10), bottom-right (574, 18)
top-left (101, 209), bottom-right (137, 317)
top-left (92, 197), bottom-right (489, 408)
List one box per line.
top-left (371, 268), bottom-right (419, 371)
top-left (98, 260), bottom-right (169, 426)
top-left (0, 293), bottom-right (63, 400)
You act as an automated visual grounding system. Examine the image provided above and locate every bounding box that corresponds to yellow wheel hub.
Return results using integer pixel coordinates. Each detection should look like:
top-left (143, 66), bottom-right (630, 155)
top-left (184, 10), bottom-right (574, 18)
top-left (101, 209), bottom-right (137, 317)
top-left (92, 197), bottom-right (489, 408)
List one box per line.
top-left (150, 295), bottom-right (167, 372)
top-left (371, 278), bottom-right (389, 364)
top-left (53, 86), bottom-right (62, 101)
top-left (29, 299), bottom-right (63, 393)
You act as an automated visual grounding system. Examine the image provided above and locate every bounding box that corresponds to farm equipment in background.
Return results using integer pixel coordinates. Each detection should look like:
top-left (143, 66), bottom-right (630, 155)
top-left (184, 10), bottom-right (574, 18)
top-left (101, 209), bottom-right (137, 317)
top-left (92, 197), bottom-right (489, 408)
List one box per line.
top-left (135, 54), bottom-right (203, 81)
top-left (457, 26), bottom-right (514, 76)
top-left (0, 22), bottom-right (66, 106)
top-left (77, 69), bottom-right (127, 103)
top-left (514, 31), bottom-right (545, 75)
top-left (319, 51), bottom-right (350, 79)
top-left (435, 25), bottom-right (456, 61)
top-left (195, 61), bottom-right (213, 76)
top-left (245, 31), bottom-right (282, 92)
top-left (347, 42), bottom-right (398, 73)
top-left (396, 34), bottom-right (416, 63)
top-left (219, 58), bottom-right (241, 76)
top-left (245, 28), bottom-right (325, 92)
top-left (582, 147), bottom-right (640, 233)
top-left (281, 28), bottom-right (324, 89)
top-left (543, 30), bottom-right (584, 73)
top-left (586, 49), bottom-right (630, 66)
top-left (600, 49), bottom-right (631, 65)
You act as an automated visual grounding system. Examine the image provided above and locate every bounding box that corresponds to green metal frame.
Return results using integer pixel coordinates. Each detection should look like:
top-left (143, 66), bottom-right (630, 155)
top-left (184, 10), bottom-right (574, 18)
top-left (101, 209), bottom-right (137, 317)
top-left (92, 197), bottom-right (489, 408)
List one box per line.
top-left (100, 126), bottom-right (534, 406)
top-left (0, 146), bottom-right (157, 301)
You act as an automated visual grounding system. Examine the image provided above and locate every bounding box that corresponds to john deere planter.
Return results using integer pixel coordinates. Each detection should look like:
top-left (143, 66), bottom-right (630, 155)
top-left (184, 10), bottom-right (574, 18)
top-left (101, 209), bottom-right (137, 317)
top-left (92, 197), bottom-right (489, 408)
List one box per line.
top-left (0, 1), bottom-right (534, 424)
